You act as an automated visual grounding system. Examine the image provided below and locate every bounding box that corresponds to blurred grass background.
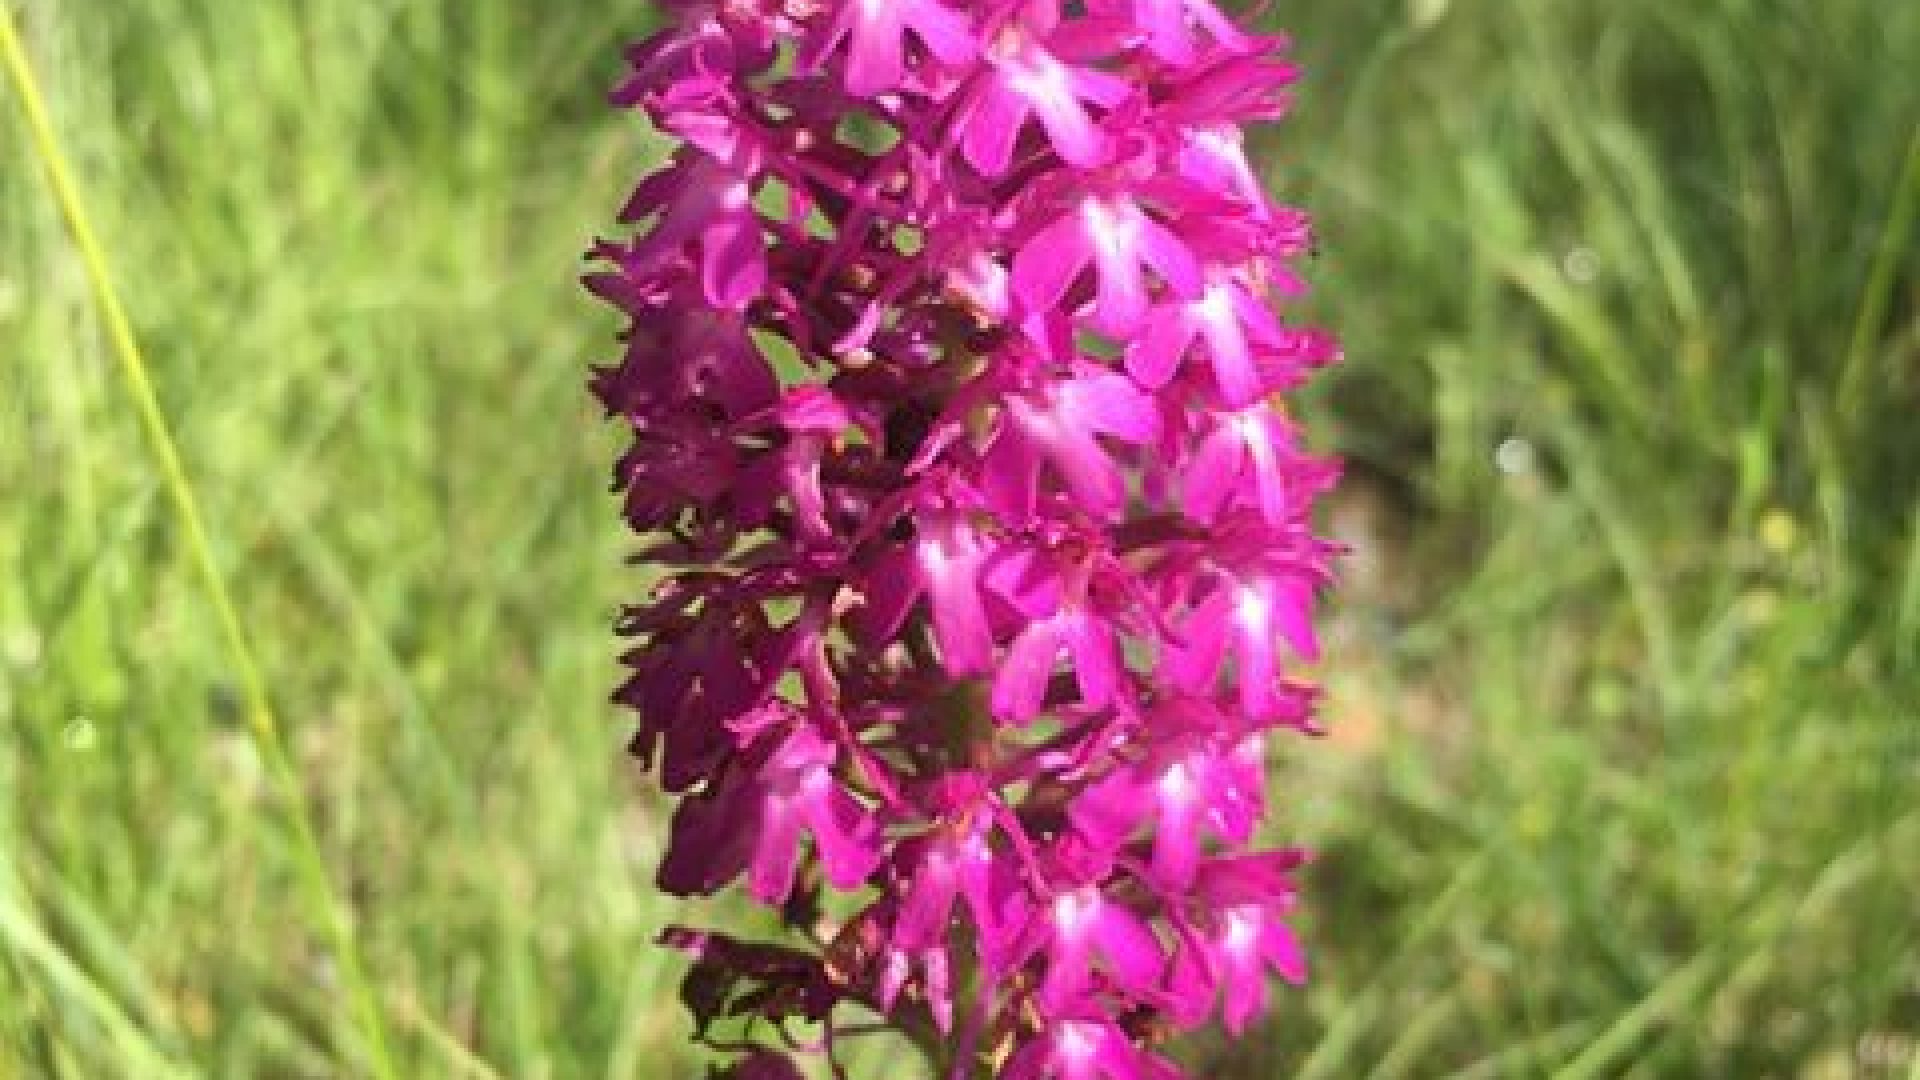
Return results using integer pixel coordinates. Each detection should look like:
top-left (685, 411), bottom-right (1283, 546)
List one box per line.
top-left (2, 0), bottom-right (1916, 1076)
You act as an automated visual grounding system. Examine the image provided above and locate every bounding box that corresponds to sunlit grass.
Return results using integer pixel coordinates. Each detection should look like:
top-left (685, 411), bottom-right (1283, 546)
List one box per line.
top-left (2, 0), bottom-right (1915, 1075)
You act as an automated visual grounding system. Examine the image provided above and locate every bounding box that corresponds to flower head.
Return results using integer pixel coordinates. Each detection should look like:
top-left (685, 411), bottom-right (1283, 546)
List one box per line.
top-left (589, 0), bottom-right (1339, 1072)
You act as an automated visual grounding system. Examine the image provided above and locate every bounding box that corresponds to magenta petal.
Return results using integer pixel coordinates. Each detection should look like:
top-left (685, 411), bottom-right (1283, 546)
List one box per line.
top-left (1137, 217), bottom-right (1202, 298)
top-left (1024, 63), bottom-right (1109, 167)
top-left (1039, 892), bottom-right (1097, 1009)
top-left (929, 588), bottom-right (994, 673)
top-left (1136, 0), bottom-right (1197, 63)
top-left (1206, 330), bottom-right (1261, 409)
top-left (783, 451), bottom-right (830, 539)
top-left (1169, 587), bottom-right (1231, 693)
top-left (961, 83), bottom-right (1028, 176)
top-left (808, 786), bottom-right (880, 888)
top-left (981, 426), bottom-right (1042, 521)
top-left (1092, 902), bottom-right (1163, 993)
top-left (1219, 907), bottom-right (1284, 1034)
top-left (842, 4), bottom-right (905, 95)
top-left (1245, 411), bottom-right (1294, 525)
top-left (659, 788), bottom-right (753, 895)
top-left (619, 159), bottom-right (685, 226)
top-left (982, 545), bottom-right (1062, 618)
top-left (878, 948), bottom-right (910, 1011)
top-left (1263, 920), bottom-right (1307, 985)
top-left (1070, 773), bottom-right (1144, 854)
top-left (1149, 764), bottom-right (1203, 887)
top-left (955, 829), bottom-right (1027, 968)
top-left (1091, 238), bottom-right (1149, 334)
top-left (1214, 736), bottom-right (1267, 842)
top-left (1274, 575), bottom-right (1320, 662)
top-left (1222, 957), bottom-right (1267, 1035)
top-left (1048, 426), bottom-right (1127, 516)
top-left (920, 528), bottom-right (994, 673)
top-left (1165, 939), bottom-right (1216, 1028)
top-left (1012, 213), bottom-right (1093, 319)
top-left (703, 215), bottom-right (766, 310)
top-left (1063, 612), bottom-right (1120, 710)
top-left (776, 385), bottom-right (851, 432)
top-left (907, 0), bottom-right (977, 67)
top-left (748, 798), bottom-right (806, 903)
top-left (819, 0), bottom-right (975, 96)
top-left (1198, 287), bottom-right (1262, 407)
top-left (1070, 63), bottom-right (1132, 108)
top-left (1125, 307), bottom-right (1197, 389)
top-left (1067, 372), bottom-right (1160, 443)
top-left (854, 544), bottom-right (921, 646)
top-left (1182, 424), bottom-right (1243, 523)
top-left (1230, 279), bottom-right (1288, 345)
top-left (992, 618), bottom-right (1063, 722)
top-left (898, 850), bottom-right (959, 946)
top-left (925, 945), bottom-right (955, 1031)
top-left (1233, 582), bottom-right (1280, 717)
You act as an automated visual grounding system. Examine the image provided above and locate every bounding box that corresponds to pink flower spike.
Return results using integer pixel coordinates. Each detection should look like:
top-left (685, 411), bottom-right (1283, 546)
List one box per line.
top-left (591, 0), bottom-right (1341, 1068)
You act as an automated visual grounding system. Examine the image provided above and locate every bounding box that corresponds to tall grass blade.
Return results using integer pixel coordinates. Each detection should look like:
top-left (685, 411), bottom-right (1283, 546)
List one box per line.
top-left (0, 9), bottom-right (396, 1077)
top-left (1838, 124), bottom-right (1920, 421)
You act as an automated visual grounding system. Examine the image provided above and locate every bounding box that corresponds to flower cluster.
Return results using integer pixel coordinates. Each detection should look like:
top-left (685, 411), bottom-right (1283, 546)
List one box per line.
top-left (588, 0), bottom-right (1339, 1074)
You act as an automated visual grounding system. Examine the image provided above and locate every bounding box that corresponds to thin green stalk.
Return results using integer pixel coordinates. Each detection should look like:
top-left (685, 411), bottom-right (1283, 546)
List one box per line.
top-left (1837, 122), bottom-right (1920, 421)
top-left (0, 9), bottom-right (396, 1078)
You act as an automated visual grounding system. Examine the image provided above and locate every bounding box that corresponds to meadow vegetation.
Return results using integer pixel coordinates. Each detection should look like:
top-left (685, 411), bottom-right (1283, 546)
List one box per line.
top-left (3, 0), bottom-right (1916, 1075)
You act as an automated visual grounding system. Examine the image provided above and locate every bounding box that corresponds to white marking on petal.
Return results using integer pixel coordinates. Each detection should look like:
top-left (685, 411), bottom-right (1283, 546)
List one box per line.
top-left (1223, 907), bottom-right (1260, 957)
top-left (800, 766), bottom-right (832, 797)
top-left (1057, 1022), bottom-right (1099, 1065)
top-left (1234, 582), bottom-right (1270, 631)
top-left (1196, 280), bottom-right (1236, 325)
top-left (1052, 887), bottom-right (1099, 937)
top-left (1001, 35), bottom-right (1078, 116)
top-left (1190, 125), bottom-right (1241, 158)
top-left (1081, 198), bottom-right (1137, 261)
top-left (1158, 761), bottom-right (1197, 807)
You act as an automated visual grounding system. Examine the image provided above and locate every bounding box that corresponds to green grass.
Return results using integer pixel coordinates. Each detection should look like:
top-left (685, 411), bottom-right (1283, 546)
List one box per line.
top-left (2, 0), bottom-right (1915, 1076)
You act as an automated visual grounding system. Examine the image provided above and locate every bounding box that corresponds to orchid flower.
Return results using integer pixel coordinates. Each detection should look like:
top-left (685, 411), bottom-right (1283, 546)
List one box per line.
top-left (587, 0), bottom-right (1341, 1072)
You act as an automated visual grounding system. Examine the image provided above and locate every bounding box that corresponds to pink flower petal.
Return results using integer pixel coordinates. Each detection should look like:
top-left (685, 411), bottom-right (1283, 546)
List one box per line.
top-left (1181, 423), bottom-right (1244, 522)
top-left (992, 618), bottom-right (1064, 722)
top-left (1011, 211), bottom-right (1094, 319)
